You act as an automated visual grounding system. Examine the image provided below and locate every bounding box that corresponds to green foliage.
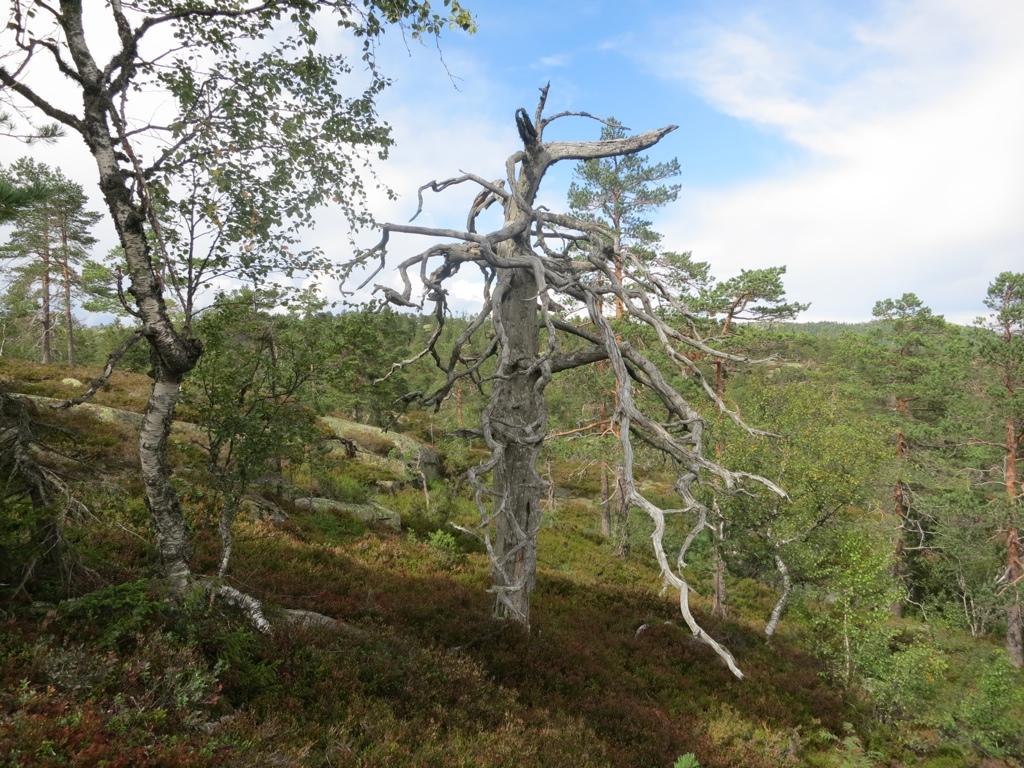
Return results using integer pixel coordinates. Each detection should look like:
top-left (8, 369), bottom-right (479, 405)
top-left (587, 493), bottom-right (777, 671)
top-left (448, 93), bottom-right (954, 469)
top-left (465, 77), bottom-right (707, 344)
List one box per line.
top-left (187, 288), bottom-right (322, 502)
top-left (6, 272), bottom-right (1024, 766)
top-left (697, 265), bottom-right (810, 328)
top-left (867, 640), bottom-right (948, 722)
top-left (427, 528), bottom-right (460, 554)
top-left (0, 158), bottom-right (104, 364)
top-left (673, 754), bottom-right (701, 768)
top-left (0, 176), bottom-right (49, 224)
top-left (568, 117), bottom-right (681, 257)
top-left (0, 497), bottom-right (49, 602)
top-left (425, 529), bottom-right (467, 568)
top-left (297, 506), bottom-right (369, 544)
top-left (57, 579), bottom-right (169, 651)
top-left (317, 471), bottom-right (372, 504)
top-left (955, 651), bottom-right (1024, 756)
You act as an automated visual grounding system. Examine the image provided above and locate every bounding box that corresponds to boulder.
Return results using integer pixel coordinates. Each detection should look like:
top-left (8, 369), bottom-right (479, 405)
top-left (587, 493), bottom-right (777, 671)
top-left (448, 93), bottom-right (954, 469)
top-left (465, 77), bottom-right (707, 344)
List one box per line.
top-left (318, 415), bottom-right (443, 483)
top-left (240, 495), bottom-right (288, 523)
top-left (293, 497), bottom-right (401, 530)
top-left (374, 479), bottom-right (403, 494)
top-left (61, 377), bottom-right (83, 387)
top-left (411, 445), bottom-right (442, 481)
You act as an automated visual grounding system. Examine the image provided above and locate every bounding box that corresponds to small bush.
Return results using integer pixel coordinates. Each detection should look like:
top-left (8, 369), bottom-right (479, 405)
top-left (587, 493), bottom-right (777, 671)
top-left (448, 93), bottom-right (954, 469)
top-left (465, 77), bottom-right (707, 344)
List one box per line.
top-left (954, 651), bottom-right (1024, 757)
top-left (317, 471), bottom-right (371, 504)
top-left (57, 579), bottom-right (168, 650)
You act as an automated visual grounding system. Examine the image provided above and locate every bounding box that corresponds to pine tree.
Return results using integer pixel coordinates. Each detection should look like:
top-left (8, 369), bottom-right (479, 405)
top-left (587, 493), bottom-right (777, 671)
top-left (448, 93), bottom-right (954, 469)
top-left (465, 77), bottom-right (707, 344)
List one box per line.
top-left (977, 273), bottom-right (1024, 667)
top-left (866, 294), bottom-right (950, 615)
top-left (0, 159), bottom-right (101, 365)
top-left (569, 118), bottom-right (681, 320)
top-left (568, 119), bottom-right (681, 549)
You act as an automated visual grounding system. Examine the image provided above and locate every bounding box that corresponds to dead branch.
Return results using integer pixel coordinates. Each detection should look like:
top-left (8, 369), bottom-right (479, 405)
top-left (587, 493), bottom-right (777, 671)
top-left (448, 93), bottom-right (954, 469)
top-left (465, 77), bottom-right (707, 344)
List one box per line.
top-left (51, 330), bottom-right (144, 409)
top-left (349, 86), bottom-right (785, 675)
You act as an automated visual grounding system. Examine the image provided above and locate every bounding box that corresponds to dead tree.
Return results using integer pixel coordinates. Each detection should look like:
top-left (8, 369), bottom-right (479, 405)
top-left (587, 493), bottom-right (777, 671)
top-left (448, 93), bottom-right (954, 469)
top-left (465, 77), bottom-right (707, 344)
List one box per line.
top-left (357, 86), bottom-right (784, 678)
top-left (0, 391), bottom-right (90, 598)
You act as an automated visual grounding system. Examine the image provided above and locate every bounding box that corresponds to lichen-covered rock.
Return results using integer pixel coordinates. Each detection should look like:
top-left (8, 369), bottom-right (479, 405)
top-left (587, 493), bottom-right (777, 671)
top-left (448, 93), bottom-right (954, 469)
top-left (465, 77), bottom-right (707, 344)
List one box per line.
top-left (318, 416), bottom-right (441, 483)
top-left (292, 497), bottom-right (401, 530)
top-left (240, 495), bottom-right (288, 523)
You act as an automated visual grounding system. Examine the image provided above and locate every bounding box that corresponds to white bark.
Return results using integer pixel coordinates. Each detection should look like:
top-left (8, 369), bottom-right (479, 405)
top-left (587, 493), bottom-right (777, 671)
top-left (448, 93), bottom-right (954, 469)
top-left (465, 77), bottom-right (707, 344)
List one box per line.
top-left (764, 552), bottom-right (792, 638)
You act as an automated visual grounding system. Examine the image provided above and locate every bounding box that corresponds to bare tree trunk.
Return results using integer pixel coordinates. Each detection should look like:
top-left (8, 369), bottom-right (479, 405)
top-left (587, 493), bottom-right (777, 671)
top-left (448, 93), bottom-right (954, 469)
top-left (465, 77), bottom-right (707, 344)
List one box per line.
top-left (613, 234), bottom-right (623, 319)
top-left (600, 463), bottom-right (612, 538)
top-left (711, 447), bottom-right (728, 618)
top-left (489, 264), bottom-right (545, 627)
top-left (711, 523), bottom-right (727, 618)
top-left (599, 397), bottom-right (613, 538)
top-left (371, 96), bottom-right (682, 632)
top-left (40, 242), bottom-right (52, 364)
top-left (614, 468), bottom-right (630, 557)
top-left (1006, 418), bottom-right (1022, 668)
top-left (61, 257), bottom-right (75, 366)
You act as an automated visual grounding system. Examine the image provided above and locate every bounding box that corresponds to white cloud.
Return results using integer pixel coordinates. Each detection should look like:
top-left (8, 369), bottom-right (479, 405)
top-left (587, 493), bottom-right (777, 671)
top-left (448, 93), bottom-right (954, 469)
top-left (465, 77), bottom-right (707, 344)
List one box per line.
top-left (1, 12), bottom-right (509, 317)
top-left (536, 53), bottom-right (571, 69)
top-left (650, 0), bottom-right (1024, 321)
top-left (301, 43), bottom-right (518, 313)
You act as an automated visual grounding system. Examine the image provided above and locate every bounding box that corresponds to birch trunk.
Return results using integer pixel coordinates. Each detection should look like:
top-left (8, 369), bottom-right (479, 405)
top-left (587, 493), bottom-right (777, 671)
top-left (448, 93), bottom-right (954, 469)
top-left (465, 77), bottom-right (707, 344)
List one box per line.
top-left (139, 374), bottom-right (191, 595)
top-left (61, 0), bottom-right (201, 593)
top-left (764, 552), bottom-right (792, 637)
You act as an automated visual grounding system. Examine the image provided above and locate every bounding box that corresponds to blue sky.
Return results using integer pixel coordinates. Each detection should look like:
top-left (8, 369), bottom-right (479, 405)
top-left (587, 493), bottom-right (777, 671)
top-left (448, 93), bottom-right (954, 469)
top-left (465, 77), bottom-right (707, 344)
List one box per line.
top-left (340, 0), bottom-right (1023, 323)
top-left (4, 0), bottom-right (1022, 324)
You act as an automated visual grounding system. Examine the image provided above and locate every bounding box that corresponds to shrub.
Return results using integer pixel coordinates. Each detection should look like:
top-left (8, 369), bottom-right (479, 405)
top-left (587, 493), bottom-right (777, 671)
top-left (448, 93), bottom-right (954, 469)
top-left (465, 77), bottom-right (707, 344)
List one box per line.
top-left (57, 579), bottom-right (168, 651)
top-left (317, 471), bottom-right (371, 504)
top-left (954, 651), bottom-right (1024, 757)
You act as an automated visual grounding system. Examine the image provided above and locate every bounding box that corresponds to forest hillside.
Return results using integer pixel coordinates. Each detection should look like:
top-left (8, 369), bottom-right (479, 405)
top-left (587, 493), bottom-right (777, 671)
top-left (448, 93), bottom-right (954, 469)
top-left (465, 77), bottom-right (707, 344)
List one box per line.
top-left (1, 3), bottom-right (1022, 767)
top-left (2, 307), bottom-right (1023, 768)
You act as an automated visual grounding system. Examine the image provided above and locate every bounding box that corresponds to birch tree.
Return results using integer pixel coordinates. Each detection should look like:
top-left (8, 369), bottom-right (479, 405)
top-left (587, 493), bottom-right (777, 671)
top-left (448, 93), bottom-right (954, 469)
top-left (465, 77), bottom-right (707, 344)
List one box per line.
top-left (696, 266), bottom-right (806, 618)
top-left (358, 87), bottom-right (783, 677)
top-left (0, 0), bottom-right (473, 625)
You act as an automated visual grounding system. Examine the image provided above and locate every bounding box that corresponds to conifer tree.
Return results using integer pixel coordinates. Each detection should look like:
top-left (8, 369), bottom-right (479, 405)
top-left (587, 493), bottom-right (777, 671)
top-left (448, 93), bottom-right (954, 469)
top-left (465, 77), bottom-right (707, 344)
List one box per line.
top-left (0, 159), bottom-right (101, 364)
top-left (700, 266), bottom-right (807, 617)
top-left (866, 293), bottom-right (949, 615)
top-left (567, 118), bottom-right (681, 548)
top-left (977, 273), bottom-right (1024, 667)
top-left (569, 117), bottom-right (681, 320)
